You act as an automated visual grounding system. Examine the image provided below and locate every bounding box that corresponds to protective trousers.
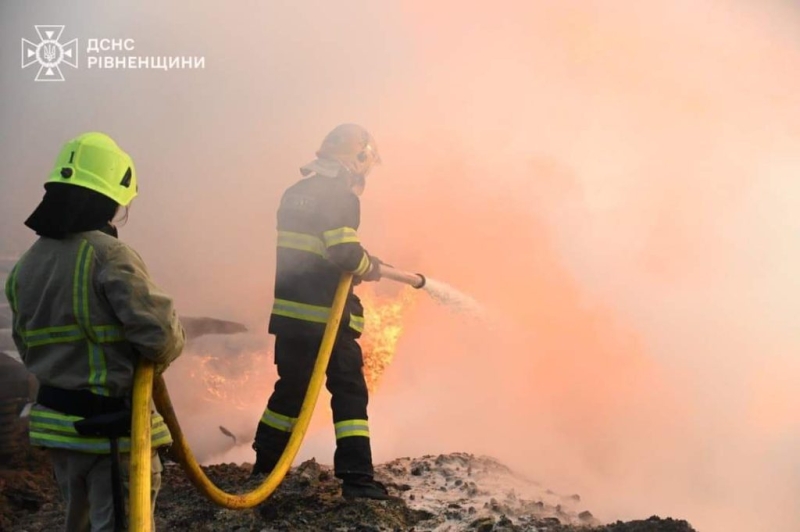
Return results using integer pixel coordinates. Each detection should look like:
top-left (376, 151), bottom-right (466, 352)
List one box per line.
top-left (49, 448), bottom-right (162, 532)
top-left (254, 332), bottom-right (373, 479)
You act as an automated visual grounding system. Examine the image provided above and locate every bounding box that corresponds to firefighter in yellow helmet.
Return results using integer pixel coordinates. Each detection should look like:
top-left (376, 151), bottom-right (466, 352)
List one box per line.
top-left (252, 124), bottom-right (395, 500)
top-left (4, 132), bottom-right (185, 531)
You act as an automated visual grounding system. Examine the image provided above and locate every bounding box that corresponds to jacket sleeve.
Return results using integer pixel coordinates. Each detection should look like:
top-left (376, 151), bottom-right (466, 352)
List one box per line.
top-left (97, 243), bottom-right (185, 368)
top-left (4, 265), bottom-right (28, 362)
top-left (322, 192), bottom-right (375, 277)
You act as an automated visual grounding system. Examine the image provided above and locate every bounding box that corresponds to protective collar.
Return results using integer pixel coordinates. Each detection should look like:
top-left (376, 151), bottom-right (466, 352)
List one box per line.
top-left (299, 158), bottom-right (348, 178)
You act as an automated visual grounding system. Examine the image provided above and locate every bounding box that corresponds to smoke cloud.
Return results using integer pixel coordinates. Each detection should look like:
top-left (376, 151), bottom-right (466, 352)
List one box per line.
top-left (2, 1), bottom-right (799, 531)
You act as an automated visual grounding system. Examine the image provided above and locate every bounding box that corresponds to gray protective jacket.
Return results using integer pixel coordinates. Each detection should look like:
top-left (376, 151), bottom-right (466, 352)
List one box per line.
top-left (4, 230), bottom-right (184, 453)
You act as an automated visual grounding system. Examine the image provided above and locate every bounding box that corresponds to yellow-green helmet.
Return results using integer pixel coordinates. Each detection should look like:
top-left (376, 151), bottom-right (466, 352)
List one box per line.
top-left (48, 132), bottom-right (137, 206)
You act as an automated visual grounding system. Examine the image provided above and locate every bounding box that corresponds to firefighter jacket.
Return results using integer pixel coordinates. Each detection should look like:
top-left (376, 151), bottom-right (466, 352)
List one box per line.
top-left (268, 162), bottom-right (375, 339)
top-left (4, 230), bottom-right (185, 453)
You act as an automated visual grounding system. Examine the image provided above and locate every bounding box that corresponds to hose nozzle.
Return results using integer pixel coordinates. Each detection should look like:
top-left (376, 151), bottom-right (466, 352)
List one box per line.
top-left (380, 265), bottom-right (427, 289)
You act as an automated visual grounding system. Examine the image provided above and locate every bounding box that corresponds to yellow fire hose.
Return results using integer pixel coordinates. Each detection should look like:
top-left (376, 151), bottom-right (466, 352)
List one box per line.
top-left (130, 360), bottom-right (154, 531)
top-left (129, 266), bottom-right (426, 528)
top-left (129, 273), bottom-right (354, 528)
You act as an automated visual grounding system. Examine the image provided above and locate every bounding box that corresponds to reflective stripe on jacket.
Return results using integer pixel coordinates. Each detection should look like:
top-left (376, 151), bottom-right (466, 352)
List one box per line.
top-left (268, 166), bottom-right (372, 338)
top-left (4, 230), bottom-right (185, 452)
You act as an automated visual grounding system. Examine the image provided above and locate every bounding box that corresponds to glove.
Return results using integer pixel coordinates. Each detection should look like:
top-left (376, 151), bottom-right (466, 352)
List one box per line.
top-left (359, 256), bottom-right (383, 283)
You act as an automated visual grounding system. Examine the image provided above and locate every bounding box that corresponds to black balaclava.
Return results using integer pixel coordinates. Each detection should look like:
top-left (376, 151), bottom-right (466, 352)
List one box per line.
top-left (24, 182), bottom-right (119, 239)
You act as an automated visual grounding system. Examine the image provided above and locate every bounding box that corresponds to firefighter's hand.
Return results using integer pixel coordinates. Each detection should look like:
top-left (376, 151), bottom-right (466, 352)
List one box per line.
top-left (359, 256), bottom-right (383, 283)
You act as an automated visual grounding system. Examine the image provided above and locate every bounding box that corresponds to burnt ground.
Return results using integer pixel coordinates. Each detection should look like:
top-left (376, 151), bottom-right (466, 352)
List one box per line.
top-left (0, 443), bottom-right (697, 532)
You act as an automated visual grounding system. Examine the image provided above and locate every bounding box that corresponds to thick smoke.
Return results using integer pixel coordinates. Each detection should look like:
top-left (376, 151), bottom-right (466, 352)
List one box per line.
top-left (2, 1), bottom-right (799, 531)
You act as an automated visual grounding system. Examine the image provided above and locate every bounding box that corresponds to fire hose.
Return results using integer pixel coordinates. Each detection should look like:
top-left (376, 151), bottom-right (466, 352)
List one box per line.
top-left (129, 266), bottom-right (427, 530)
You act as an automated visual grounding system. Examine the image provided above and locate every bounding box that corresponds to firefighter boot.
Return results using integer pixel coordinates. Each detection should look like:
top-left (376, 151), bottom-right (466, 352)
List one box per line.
top-left (341, 476), bottom-right (398, 501)
top-left (251, 425), bottom-right (291, 477)
top-left (251, 453), bottom-right (278, 478)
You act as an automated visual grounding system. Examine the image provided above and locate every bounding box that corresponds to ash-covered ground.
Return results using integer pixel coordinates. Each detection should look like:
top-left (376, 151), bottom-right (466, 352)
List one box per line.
top-left (1, 444), bottom-right (696, 532)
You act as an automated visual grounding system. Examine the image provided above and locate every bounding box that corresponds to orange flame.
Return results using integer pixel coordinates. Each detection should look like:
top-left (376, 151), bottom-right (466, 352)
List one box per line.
top-left (186, 287), bottom-right (418, 406)
top-left (358, 285), bottom-right (418, 391)
top-left (185, 351), bottom-right (271, 410)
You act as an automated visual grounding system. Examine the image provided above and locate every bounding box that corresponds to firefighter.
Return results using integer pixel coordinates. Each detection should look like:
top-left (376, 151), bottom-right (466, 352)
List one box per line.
top-left (4, 132), bottom-right (185, 531)
top-left (252, 123), bottom-right (393, 500)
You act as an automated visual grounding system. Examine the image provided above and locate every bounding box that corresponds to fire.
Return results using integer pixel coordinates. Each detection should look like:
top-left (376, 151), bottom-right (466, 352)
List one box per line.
top-left (358, 285), bottom-right (418, 391)
top-left (182, 286), bottom-right (418, 410)
top-left (183, 350), bottom-right (271, 411)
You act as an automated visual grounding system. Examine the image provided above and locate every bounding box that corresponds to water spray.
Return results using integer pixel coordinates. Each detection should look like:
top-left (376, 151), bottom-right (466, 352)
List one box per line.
top-left (380, 265), bottom-right (486, 318)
